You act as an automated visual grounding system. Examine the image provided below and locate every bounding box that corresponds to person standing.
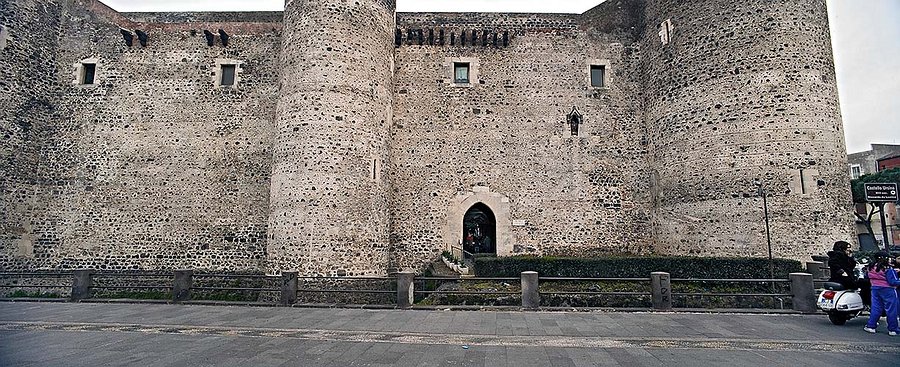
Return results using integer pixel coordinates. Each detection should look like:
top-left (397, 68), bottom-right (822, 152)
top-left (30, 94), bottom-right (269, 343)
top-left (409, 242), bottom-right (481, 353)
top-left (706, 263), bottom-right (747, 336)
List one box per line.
top-left (465, 232), bottom-right (475, 253)
top-left (864, 251), bottom-right (900, 335)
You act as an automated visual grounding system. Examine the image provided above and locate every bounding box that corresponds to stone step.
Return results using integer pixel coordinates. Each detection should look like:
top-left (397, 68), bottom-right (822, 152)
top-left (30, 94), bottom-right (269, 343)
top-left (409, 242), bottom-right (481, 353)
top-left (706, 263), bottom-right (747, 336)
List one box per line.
top-left (428, 260), bottom-right (460, 278)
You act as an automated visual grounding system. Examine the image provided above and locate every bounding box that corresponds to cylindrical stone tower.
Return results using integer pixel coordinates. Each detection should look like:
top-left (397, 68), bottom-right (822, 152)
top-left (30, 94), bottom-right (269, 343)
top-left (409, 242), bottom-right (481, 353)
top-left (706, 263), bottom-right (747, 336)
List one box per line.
top-left (642, 0), bottom-right (854, 259)
top-left (268, 0), bottom-right (395, 275)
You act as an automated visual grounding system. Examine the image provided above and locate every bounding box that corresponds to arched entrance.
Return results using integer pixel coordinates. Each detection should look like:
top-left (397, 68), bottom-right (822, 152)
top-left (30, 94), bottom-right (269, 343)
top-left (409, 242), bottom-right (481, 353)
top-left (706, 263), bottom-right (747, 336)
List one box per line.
top-left (462, 203), bottom-right (496, 254)
top-left (445, 186), bottom-right (512, 256)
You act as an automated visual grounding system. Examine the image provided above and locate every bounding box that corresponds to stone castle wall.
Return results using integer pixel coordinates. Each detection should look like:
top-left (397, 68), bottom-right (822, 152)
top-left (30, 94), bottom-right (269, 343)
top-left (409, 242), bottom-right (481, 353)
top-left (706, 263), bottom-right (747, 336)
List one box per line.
top-left (1, 0), bottom-right (280, 271)
top-left (1, 0), bottom-right (65, 271)
top-left (268, 0), bottom-right (396, 276)
top-left (0, 0), bottom-right (854, 274)
top-left (642, 0), bottom-right (854, 259)
top-left (389, 11), bottom-right (654, 271)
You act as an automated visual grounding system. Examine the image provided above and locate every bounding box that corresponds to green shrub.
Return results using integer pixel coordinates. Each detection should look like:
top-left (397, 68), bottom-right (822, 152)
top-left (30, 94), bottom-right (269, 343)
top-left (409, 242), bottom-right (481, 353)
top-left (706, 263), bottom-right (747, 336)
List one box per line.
top-left (474, 256), bottom-right (802, 279)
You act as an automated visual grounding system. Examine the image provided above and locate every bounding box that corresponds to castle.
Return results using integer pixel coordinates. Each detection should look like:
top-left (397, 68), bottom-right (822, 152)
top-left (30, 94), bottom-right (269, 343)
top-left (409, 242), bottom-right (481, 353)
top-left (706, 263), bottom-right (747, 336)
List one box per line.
top-left (1, 0), bottom-right (854, 275)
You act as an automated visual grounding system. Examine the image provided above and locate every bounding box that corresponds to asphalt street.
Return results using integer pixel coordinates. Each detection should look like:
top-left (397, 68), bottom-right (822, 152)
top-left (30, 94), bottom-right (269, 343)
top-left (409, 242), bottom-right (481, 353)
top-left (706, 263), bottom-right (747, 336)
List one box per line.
top-left (0, 302), bottom-right (897, 366)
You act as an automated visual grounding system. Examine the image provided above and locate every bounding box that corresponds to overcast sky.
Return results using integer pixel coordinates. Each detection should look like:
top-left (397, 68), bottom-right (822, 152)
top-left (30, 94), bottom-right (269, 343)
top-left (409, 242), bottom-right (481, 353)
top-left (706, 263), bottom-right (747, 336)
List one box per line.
top-left (99, 0), bottom-right (899, 153)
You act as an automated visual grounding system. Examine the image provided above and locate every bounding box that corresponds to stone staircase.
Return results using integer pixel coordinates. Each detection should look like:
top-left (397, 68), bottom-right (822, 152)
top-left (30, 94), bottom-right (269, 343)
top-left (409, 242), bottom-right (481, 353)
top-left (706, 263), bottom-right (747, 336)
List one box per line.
top-left (428, 260), bottom-right (460, 278)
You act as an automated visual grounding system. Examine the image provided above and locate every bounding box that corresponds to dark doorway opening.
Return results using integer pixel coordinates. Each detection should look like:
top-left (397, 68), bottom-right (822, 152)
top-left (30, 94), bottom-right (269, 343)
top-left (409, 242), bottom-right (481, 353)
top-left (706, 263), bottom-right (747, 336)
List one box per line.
top-left (462, 203), bottom-right (496, 255)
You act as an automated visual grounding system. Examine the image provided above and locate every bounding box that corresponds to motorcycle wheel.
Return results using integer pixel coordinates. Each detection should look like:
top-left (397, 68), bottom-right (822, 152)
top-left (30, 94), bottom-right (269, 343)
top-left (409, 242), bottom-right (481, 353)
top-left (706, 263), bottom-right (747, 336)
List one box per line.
top-left (828, 313), bottom-right (848, 325)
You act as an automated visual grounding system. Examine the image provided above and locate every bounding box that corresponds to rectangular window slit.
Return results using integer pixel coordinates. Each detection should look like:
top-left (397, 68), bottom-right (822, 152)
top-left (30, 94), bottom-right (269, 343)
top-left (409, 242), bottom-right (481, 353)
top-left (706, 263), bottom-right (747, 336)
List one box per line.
top-left (659, 19), bottom-right (674, 45)
top-left (800, 169), bottom-right (807, 195)
top-left (454, 62), bottom-right (470, 84)
top-left (221, 64), bottom-right (236, 86)
top-left (590, 65), bottom-right (605, 88)
top-left (82, 63), bottom-right (96, 85)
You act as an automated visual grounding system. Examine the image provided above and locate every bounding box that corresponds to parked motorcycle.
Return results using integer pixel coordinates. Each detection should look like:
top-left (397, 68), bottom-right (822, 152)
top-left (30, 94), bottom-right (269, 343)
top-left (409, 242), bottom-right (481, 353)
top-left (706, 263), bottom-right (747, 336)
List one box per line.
top-left (817, 262), bottom-right (870, 325)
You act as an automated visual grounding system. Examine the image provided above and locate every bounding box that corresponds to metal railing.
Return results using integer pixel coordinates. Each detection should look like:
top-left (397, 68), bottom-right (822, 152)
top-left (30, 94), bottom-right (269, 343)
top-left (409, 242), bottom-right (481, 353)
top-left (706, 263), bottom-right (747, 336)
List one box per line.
top-left (0, 270), bottom-right (398, 305)
top-left (536, 277), bottom-right (652, 300)
top-left (409, 273), bottom-right (808, 311)
top-left (0, 268), bottom-right (820, 312)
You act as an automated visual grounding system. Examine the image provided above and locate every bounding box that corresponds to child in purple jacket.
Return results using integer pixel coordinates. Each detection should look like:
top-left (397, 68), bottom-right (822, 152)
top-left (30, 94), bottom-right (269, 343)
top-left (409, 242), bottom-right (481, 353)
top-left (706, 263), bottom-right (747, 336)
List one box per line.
top-left (864, 251), bottom-right (900, 335)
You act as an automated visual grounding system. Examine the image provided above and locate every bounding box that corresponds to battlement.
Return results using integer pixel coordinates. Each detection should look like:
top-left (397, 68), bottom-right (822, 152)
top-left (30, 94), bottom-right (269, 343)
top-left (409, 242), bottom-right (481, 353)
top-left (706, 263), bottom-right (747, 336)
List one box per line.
top-left (397, 12), bottom-right (580, 33)
top-left (121, 12), bottom-right (284, 24)
top-left (358, 11), bottom-right (584, 49)
top-left (394, 28), bottom-right (512, 48)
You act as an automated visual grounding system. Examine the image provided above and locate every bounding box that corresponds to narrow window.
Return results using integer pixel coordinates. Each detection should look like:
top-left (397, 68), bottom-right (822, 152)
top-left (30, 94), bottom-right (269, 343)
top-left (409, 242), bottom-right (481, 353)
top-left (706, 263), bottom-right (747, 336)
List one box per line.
top-left (659, 19), bottom-right (674, 45)
top-left (799, 169), bottom-right (807, 195)
top-left (590, 65), bottom-right (605, 87)
top-left (220, 64), bottom-right (236, 86)
top-left (851, 165), bottom-right (861, 179)
top-left (81, 63), bottom-right (96, 85)
top-left (454, 62), bottom-right (470, 84)
top-left (372, 159), bottom-right (377, 181)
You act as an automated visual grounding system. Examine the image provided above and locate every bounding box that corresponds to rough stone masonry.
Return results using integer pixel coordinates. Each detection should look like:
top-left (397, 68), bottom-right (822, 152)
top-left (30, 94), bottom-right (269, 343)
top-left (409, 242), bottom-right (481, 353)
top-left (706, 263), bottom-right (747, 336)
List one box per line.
top-left (0, 0), bottom-right (853, 275)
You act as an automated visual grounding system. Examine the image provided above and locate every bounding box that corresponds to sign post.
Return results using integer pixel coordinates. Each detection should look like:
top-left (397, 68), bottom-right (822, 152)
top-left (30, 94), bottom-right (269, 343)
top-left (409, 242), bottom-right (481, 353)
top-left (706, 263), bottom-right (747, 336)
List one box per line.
top-left (865, 183), bottom-right (899, 250)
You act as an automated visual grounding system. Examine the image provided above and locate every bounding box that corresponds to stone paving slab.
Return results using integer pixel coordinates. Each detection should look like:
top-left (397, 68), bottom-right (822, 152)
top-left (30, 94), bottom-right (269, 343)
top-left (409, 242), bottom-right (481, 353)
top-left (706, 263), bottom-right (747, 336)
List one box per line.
top-left (0, 302), bottom-right (898, 366)
top-left (0, 302), bottom-right (886, 342)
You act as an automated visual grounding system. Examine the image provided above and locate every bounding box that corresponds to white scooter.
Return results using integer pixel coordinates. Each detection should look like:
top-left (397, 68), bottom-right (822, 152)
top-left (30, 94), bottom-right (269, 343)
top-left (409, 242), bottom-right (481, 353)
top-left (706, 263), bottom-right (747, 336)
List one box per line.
top-left (817, 263), bottom-right (868, 325)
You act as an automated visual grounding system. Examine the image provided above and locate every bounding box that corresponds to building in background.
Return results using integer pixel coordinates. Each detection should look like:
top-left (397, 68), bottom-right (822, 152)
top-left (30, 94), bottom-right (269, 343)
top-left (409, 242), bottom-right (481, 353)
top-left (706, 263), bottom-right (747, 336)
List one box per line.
top-left (847, 144), bottom-right (900, 179)
top-left (850, 144), bottom-right (900, 249)
top-left (877, 152), bottom-right (900, 172)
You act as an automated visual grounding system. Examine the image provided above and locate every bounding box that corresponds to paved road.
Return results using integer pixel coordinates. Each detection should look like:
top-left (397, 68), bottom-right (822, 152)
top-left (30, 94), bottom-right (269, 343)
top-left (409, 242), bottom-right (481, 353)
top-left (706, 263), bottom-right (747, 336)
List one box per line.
top-left (0, 302), bottom-right (898, 366)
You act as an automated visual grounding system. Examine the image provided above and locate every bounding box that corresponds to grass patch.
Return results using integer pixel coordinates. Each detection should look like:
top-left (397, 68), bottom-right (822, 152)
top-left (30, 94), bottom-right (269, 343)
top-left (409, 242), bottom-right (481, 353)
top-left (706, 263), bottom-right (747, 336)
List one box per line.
top-left (92, 290), bottom-right (172, 300)
top-left (191, 292), bottom-right (260, 302)
top-left (416, 279), bottom-right (790, 309)
top-left (7, 290), bottom-right (64, 299)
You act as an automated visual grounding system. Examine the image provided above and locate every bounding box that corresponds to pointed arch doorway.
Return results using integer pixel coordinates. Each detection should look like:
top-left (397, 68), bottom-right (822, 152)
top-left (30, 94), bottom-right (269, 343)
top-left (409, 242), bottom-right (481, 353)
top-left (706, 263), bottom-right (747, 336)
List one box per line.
top-left (462, 203), bottom-right (496, 255)
top-left (445, 187), bottom-right (512, 257)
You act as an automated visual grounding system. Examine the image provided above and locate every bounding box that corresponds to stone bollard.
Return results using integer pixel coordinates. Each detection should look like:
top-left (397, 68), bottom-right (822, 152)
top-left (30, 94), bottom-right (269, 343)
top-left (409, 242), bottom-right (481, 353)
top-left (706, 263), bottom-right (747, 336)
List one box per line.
top-left (790, 273), bottom-right (816, 313)
top-left (651, 272), bottom-right (672, 310)
top-left (280, 272), bottom-right (298, 306)
top-left (71, 270), bottom-right (94, 302)
top-left (805, 261), bottom-right (824, 279)
top-left (173, 270), bottom-right (193, 302)
top-left (521, 271), bottom-right (540, 310)
top-left (396, 272), bottom-right (415, 308)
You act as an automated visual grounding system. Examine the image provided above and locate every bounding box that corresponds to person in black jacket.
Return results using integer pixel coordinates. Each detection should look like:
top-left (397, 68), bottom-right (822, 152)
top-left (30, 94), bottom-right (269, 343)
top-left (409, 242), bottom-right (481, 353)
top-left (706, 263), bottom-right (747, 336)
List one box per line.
top-left (828, 241), bottom-right (857, 290)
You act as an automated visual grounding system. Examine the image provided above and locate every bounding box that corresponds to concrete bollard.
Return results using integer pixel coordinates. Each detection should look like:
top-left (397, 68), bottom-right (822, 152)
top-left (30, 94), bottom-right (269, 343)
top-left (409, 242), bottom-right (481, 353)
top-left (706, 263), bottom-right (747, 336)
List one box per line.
top-left (280, 272), bottom-right (298, 306)
top-left (173, 270), bottom-right (193, 302)
top-left (790, 273), bottom-right (816, 313)
top-left (71, 270), bottom-right (94, 302)
top-left (651, 272), bottom-right (672, 310)
top-left (521, 271), bottom-right (540, 310)
top-left (396, 272), bottom-right (415, 308)
top-left (805, 261), bottom-right (824, 279)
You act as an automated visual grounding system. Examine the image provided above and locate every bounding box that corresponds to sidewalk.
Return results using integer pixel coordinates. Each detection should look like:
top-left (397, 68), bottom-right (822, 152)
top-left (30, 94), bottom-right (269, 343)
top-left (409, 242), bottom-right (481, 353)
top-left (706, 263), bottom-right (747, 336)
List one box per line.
top-left (1, 302), bottom-right (897, 366)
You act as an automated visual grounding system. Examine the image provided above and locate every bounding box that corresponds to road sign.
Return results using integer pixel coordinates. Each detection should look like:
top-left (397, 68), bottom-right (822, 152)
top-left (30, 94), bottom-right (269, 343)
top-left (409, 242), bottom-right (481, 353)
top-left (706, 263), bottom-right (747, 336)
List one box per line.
top-left (865, 183), bottom-right (898, 202)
